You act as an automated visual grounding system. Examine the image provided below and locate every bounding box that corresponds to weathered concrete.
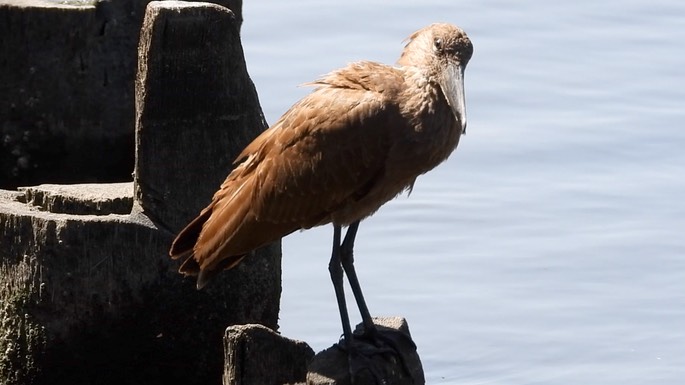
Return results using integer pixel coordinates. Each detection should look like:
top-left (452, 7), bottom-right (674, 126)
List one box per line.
top-left (0, 195), bottom-right (280, 385)
top-left (135, 1), bottom-right (266, 231)
top-left (219, 317), bottom-right (424, 385)
top-left (307, 317), bottom-right (425, 385)
top-left (223, 324), bottom-right (314, 385)
top-left (0, 0), bottom-right (242, 189)
top-left (17, 182), bottom-right (133, 215)
top-left (0, 2), bottom-right (279, 385)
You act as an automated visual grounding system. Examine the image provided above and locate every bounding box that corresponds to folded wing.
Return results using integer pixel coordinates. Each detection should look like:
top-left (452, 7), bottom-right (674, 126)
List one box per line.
top-left (169, 62), bottom-right (407, 288)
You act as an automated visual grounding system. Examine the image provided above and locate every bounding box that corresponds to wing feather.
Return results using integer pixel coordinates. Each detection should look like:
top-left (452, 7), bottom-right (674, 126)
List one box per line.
top-left (171, 62), bottom-right (408, 281)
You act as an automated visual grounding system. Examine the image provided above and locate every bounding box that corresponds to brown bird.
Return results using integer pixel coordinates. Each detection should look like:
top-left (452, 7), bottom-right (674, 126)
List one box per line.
top-left (170, 22), bottom-right (472, 378)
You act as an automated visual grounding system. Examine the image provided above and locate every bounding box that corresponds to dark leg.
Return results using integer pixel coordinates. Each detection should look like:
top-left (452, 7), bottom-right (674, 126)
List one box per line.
top-left (340, 221), bottom-right (416, 381)
top-left (339, 220), bottom-right (376, 333)
top-left (331, 222), bottom-right (385, 383)
top-left (329, 225), bottom-right (353, 346)
top-left (331, 224), bottom-right (387, 383)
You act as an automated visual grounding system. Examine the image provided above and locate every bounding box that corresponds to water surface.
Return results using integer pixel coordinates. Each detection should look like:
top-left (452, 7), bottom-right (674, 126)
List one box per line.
top-left (242, 1), bottom-right (685, 383)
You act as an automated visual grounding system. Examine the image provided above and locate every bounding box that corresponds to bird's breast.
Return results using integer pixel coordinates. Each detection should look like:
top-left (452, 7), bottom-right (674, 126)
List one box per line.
top-left (327, 87), bottom-right (461, 227)
top-left (396, 80), bottom-right (462, 172)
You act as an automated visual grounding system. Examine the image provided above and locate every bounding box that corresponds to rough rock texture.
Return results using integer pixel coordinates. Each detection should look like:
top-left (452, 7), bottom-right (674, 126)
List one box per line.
top-left (17, 182), bottom-right (133, 215)
top-left (219, 317), bottom-right (424, 385)
top-left (0, 0), bottom-right (242, 189)
top-left (223, 324), bottom-right (314, 385)
top-left (0, 3), bottom-right (279, 385)
top-left (135, 1), bottom-right (266, 231)
top-left (307, 317), bottom-right (425, 385)
top-left (0, 195), bottom-right (281, 385)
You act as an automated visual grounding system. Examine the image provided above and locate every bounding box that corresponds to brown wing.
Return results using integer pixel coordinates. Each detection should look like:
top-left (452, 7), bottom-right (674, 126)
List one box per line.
top-left (170, 62), bottom-right (406, 288)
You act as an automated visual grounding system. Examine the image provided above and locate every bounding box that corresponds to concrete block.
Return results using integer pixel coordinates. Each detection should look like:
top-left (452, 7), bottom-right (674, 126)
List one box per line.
top-left (0, 0), bottom-right (243, 188)
top-left (223, 324), bottom-right (314, 385)
top-left (0, 2), bottom-right (278, 385)
top-left (308, 317), bottom-right (425, 385)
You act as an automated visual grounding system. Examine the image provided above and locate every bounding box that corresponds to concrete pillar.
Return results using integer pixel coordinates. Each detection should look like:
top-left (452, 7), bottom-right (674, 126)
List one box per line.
top-left (0, 3), bottom-right (280, 385)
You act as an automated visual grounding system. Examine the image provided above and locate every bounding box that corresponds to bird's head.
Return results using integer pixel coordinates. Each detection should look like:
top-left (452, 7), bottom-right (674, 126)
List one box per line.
top-left (398, 23), bottom-right (473, 134)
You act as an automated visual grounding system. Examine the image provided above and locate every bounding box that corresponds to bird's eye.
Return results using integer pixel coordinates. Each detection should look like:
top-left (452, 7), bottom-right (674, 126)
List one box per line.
top-left (433, 38), bottom-right (443, 52)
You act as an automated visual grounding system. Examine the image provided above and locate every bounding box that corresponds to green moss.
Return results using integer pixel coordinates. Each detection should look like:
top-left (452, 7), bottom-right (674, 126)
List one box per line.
top-left (0, 256), bottom-right (47, 385)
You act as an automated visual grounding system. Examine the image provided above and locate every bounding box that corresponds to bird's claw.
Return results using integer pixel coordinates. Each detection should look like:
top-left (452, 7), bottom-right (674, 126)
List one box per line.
top-left (358, 327), bottom-right (416, 381)
top-left (336, 328), bottom-right (416, 385)
top-left (336, 338), bottom-right (391, 385)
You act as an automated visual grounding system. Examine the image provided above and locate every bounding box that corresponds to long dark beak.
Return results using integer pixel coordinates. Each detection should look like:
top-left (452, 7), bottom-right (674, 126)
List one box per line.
top-left (439, 62), bottom-right (467, 134)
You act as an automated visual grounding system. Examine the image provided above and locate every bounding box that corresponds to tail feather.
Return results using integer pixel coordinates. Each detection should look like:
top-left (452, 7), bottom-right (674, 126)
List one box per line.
top-left (196, 268), bottom-right (218, 290)
top-left (179, 253), bottom-right (201, 276)
top-left (169, 207), bottom-right (213, 260)
top-left (195, 254), bottom-right (247, 290)
top-left (170, 172), bottom-right (266, 290)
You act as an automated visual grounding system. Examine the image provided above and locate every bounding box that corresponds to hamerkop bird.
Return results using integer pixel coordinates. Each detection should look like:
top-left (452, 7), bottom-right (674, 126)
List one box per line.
top-left (170, 22), bottom-right (472, 378)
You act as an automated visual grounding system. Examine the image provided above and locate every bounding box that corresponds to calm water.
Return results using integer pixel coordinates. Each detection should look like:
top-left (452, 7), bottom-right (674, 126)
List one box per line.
top-left (241, 1), bottom-right (685, 384)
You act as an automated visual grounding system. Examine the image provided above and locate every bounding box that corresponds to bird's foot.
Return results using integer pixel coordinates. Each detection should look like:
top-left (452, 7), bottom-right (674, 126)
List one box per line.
top-left (336, 337), bottom-right (393, 385)
top-left (337, 327), bottom-right (417, 385)
top-left (358, 326), bottom-right (417, 380)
